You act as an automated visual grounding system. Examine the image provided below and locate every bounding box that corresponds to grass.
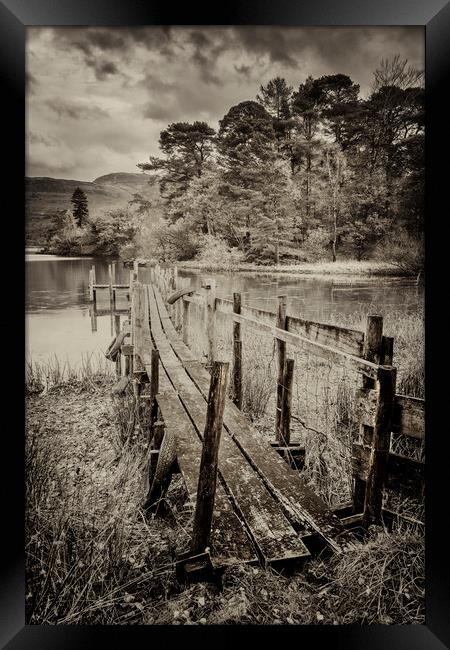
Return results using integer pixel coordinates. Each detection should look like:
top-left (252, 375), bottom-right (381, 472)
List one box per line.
top-left (26, 352), bottom-right (114, 395)
top-left (176, 259), bottom-right (406, 277)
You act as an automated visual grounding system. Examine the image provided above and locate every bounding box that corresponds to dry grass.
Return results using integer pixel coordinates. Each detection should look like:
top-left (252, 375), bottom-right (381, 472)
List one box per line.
top-left (177, 259), bottom-right (402, 277)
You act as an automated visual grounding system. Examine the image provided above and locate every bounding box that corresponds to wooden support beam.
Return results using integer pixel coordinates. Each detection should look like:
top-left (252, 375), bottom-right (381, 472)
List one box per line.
top-left (151, 421), bottom-right (164, 476)
top-left (89, 268), bottom-right (94, 301)
top-left (150, 348), bottom-right (160, 427)
top-left (275, 295), bottom-right (287, 440)
top-left (204, 278), bottom-right (217, 365)
top-left (279, 358), bottom-right (294, 445)
top-left (362, 366), bottom-right (397, 527)
top-left (191, 361), bottom-right (229, 556)
top-left (108, 264), bottom-right (113, 303)
top-left (232, 292), bottom-right (242, 410)
top-left (182, 297), bottom-right (190, 346)
top-left (353, 314), bottom-right (384, 514)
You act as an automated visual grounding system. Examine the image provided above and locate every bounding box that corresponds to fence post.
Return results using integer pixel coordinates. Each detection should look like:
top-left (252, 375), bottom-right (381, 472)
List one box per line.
top-left (182, 297), bottom-right (190, 346)
top-left (232, 292), bottom-right (243, 409)
top-left (108, 264), bottom-right (113, 303)
top-left (280, 358), bottom-right (294, 445)
top-left (353, 314), bottom-right (384, 513)
top-left (204, 278), bottom-right (217, 366)
top-left (275, 295), bottom-right (287, 440)
top-left (150, 349), bottom-right (160, 428)
top-left (151, 421), bottom-right (165, 476)
top-left (89, 269), bottom-right (94, 301)
top-left (115, 314), bottom-right (121, 377)
top-left (191, 361), bottom-right (229, 555)
top-left (362, 366), bottom-right (397, 527)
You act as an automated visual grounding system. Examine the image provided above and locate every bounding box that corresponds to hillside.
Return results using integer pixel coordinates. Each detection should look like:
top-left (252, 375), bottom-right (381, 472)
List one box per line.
top-left (26, 172), bottom-right (161, 245)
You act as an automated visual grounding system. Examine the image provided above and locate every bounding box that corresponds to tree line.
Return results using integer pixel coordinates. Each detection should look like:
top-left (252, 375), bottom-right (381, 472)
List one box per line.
top-left (137, 56), bottom-right (424, 270)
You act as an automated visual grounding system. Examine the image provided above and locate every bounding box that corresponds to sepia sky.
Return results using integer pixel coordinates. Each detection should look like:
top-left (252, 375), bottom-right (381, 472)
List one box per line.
top-left (26, 26), bottom-right (424, 181)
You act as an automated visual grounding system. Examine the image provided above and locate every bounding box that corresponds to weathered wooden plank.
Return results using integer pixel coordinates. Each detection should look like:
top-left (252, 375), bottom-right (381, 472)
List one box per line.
top-left (392, 394), bottom-right (425, 440)
top-left (167, 286), bottom-right (195, 305)
top-left (230, 312), bottom-right (380, 379)
top-left (152, 286), bottom-right (346, 553)
top-left (352, 443), bottom-right (425, 495)
top-left (287, 315), bottom-right (363, 357)
top-left (150, 285), bottom-right (311, 564)
top-left (215, 298), bottom-right (364, 356)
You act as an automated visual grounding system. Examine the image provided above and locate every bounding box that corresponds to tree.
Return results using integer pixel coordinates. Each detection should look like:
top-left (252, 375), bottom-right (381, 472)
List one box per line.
top-left (256, 77), bottom-right (294, 143)
top-left (71, 187), bottom-right (89, 227)
top-left (138, 121), bottom-right (215, 205)
top-left (314, 74), bottom-right (360, 146)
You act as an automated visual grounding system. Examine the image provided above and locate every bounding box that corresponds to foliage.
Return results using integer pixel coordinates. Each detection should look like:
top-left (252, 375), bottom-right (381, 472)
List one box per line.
top-left (134, 57), bottom-right (423, 268)
top-left (195, 234), bottom-right (245, 271)
top-left (374, 228), bottom-right (424, 275)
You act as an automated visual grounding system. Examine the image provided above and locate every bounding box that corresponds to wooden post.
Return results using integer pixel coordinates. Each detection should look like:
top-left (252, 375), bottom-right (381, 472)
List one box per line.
top-left (91, 264), bottom-right (96, 286)
top-left (89, 304), bottom-right (97, 332)
top-left (353, 314), bottom-right (384, 513)
top-left (381, 336), bottom-right (394, 365)
top-left (151, 421), bottom-right (165, 476)
top-left (191, 361), bottom-right (229, 555)
top-left (91, 263), bottom-right (97, 303)
top-left (150, 349), bottom-right (160, 427)
top-left (182, 297), bottom-right (190, 346)
top-left (204, 278), bottom-right (217, 366)
top-left (232, 292), bottom-right (242, 409)
top-left (89, 269), bottom-right (94, 301)
top-left (111, 262), bottom-right (116, 285)
top-left (114, 315), bottom-right (121, 376)
top-left (280, 358), bottom-right (294, 445)
top-left (108, 264), bottom-right (113, 303)
top-left (275, 295), bottom-right (287, 440)
top-left (362, 366), bottom-right (397, 527)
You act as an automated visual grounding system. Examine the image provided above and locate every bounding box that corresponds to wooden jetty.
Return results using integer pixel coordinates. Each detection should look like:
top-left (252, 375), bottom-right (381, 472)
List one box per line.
top-left (98, 263), bottom-right (425, 576)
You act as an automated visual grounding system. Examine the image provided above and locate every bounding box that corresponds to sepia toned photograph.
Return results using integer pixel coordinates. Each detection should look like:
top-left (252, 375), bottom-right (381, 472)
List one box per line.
top-left (25, 25), bottom-right (425, 627)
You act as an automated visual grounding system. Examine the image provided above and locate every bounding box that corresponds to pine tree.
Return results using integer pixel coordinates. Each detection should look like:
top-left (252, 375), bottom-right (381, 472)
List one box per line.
top-left (71, 187), bottom-right (89, 227)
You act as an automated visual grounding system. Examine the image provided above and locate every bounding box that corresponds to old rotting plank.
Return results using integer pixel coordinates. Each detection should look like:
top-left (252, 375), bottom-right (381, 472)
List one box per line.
top-left (152, 285), bottom-right (346, 553)
top-left (392, 394), bottom-right (425, 440)
top-left (214, 297), bottom-right (364, 356)
top-left (149, 285), bottom-right (310, 565)
top-left (351, 443), bottom-right (424, 496)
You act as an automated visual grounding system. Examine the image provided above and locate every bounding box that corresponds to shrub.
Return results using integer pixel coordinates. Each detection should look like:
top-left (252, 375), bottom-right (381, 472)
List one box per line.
top-left (196, 235), bottom-right (244, 271)
top-left (301, 227), bottom-right (330, 262)
top-left (374, 229), bottom-right (424, 275)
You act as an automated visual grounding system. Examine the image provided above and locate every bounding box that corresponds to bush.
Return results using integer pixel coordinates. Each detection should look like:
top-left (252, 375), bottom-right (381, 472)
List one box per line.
top-left (196, 234), bottom-right (245, 271)
top-left (374, 229), bottom-right (424, 275)
top-left (301, 227), bottom-right (330, 262)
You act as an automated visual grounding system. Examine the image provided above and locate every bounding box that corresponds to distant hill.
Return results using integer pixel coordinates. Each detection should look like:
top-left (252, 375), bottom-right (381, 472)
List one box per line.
top-left (26, 172), bottom-right (161, 245)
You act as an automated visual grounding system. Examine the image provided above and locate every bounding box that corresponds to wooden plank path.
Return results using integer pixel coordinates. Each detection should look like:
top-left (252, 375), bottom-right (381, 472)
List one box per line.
top-left (151, 285), bottom-right (347, 554)
top-left (130, 282), bottom-right (348, 567)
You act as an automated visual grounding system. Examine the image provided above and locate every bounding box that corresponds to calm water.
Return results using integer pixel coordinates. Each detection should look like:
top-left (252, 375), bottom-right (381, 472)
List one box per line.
top-left (26, 253), bottom-right (423, 368)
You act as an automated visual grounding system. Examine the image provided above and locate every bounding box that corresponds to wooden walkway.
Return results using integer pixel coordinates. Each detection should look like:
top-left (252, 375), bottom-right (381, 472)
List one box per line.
top-left (132, 282), bottom-right (348, 568)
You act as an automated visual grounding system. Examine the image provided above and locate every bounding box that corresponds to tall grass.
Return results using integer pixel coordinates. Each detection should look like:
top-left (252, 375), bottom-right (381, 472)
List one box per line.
top-left (26, 353), bottom-right (114, 395)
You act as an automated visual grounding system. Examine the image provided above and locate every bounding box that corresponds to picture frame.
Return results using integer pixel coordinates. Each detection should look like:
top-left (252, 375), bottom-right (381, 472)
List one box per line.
top-left (3, 0), bottom-right (449, 646)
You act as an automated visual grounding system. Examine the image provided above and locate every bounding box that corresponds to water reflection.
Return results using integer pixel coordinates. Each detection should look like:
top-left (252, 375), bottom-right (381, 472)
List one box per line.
top-left (26, 255), bottom-right (423, 367)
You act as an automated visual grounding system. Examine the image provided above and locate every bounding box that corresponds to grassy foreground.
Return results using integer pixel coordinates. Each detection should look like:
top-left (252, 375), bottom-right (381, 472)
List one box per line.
top-left (25, 359), bottom-right (424, 625)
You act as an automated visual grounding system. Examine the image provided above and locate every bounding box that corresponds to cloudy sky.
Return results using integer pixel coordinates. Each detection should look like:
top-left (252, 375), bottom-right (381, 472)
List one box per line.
top-left (26, 26), bottom-right (424, 181)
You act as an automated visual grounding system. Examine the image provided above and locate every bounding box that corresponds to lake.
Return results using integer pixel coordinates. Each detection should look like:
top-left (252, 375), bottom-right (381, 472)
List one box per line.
top-left (26, 253), bottom-right (423, 369)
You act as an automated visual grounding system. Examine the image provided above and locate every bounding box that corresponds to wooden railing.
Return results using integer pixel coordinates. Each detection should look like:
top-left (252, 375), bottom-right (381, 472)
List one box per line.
top-left (131, 265), bottom-right (425, 527)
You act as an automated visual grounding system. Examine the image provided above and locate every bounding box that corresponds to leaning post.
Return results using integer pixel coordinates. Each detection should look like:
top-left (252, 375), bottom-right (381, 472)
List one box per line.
top-left (191, 361), bottom-right (229, 556)
top-left (353, 314), bottom-right (384, 513)
top-left (204, 278), bottom-right (217, 366)
top-left (232, 292), bottom-right (243, 409)
top-left (280, 358), bottom-right (295, 445)
top-left (275, 295), bottom-right (287, 441)
top-left (362, 366), bottom-right (397, 527)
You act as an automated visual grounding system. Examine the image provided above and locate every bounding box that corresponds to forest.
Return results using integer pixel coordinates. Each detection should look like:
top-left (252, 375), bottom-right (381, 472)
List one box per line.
top-left (47, 56), bottom-right (424, 274)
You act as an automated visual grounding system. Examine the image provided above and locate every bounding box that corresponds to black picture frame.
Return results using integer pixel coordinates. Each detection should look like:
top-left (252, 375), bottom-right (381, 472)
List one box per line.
top-left (3, 1), bottom-right (449, 647)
